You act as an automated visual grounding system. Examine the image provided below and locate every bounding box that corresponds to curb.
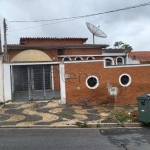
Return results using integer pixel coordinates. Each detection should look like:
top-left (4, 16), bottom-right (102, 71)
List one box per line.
top-left (0, 123), bottom-right (142, 129)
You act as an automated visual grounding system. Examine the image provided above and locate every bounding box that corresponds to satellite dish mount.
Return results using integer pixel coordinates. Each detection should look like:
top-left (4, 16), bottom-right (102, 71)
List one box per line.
top-left (86, 22), bottom-right (107, 44)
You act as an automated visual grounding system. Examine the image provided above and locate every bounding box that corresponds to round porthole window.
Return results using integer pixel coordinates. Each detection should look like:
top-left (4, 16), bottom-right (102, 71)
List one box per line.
top-left (86, 76), bottom-right (99, 89)
top-left (119, 74), bottom-right (131, 87)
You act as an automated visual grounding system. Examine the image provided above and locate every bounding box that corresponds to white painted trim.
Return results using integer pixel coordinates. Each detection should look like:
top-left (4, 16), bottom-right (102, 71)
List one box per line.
top-left (74, 56), bottom-right (83, 61)
top-left (51, 65), bottom-right (54, 90)
top-left (102, 53), bottom-right (126, 56)
top-left (87, 56), bottom-right (95, 60)
top-left (119, 73), bottom-right (131, 87)
top-left (104, 63), bottom-right (150, 68)
top-left (116, 57), bottom-right (124, 65)
top-left (58, 54), bottom-right (126, 57)
top-left (64, 60), bottom-right (105, 64)
top-left (103, 57), bottom-right (114, 65)
top-left (4, 62), bottom-right (60, 66)
top-left (59, 63), bottom-right (66, 104)
top-left (4, 64), bottom-right (12, 102)
top-left (62, 57), bottom-right (71, 61)
top-left (86, 75), bottom-right (99, 89)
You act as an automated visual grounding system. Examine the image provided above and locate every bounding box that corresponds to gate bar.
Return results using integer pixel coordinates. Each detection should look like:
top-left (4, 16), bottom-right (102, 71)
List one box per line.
top-left (43, 66), bottom-right (46, 98)
top-left (28, 67), bottom-right (31, 100)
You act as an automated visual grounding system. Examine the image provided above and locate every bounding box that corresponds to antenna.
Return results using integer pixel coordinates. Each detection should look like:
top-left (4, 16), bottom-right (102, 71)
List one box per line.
top-left (86, 22), bottom-right (107, 44)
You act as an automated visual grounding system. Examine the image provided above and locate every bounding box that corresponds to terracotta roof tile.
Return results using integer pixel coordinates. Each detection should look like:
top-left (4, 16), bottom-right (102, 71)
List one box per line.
top-left (128, 51), bottom-right (150, 62)
top-left (20, 37), bottom-right (88, 41)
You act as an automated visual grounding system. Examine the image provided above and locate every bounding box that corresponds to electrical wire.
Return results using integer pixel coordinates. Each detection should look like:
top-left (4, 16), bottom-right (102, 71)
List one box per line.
top-left (7, 2), bottom-right (150, 32)
top-left (9, 2), bottom-right (150, 23)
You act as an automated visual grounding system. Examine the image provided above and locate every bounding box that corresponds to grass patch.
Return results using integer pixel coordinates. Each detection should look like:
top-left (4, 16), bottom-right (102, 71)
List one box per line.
top-left (96, 124), bottom-right (101, 128)
top-left (109, 108), bottom-right (138, 123)
top-left (75, 122), bottom-right (91, 128)
top-left (58, 112), bottom-right (71, 116)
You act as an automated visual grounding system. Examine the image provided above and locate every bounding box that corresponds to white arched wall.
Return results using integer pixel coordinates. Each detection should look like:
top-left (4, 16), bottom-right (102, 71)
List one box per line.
top-left (103, 57), bottom-right (114, 65)
top-left (62, 57), bottom-right (72, 61)
top-left (116, 57), bottom-right (124, 65)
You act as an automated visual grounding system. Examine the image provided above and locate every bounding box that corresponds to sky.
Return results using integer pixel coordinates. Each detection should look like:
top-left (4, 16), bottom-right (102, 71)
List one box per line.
top-left (0, 0), bottom-right (150, 51)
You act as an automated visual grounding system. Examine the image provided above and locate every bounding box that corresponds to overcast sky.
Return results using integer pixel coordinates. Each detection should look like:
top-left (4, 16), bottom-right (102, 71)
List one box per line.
top-left (0, 0), bottom-right (150, 51)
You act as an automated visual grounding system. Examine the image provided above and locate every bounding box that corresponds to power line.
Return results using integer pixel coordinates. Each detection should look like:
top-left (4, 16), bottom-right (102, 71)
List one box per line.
top-left (7, 2), bottom-right (150, 32)
top-left (9, 2), bottom-right (150, 23)
top-left (8, 18), bottom-right (78, 32)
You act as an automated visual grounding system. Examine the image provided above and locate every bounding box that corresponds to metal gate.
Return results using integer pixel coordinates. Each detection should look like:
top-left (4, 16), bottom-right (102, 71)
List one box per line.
top-left (12, 65), bottom-right (60, 101)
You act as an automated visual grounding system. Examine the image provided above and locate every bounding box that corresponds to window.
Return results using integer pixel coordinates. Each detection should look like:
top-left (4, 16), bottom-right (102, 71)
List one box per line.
top-left (87, 56), bottom-right (95, 60)
top-left (62, 57), bottom-right (71, 61)
top-left (106, 59), bottom-right (112, 66)
top-left (119, 74), bottom-right (131, 87)
top-left (116, 57), bottom-right (124, 65)
top-left (86, 76), bottom-right (99, 89)
top-left (104, 57), bottom-right (114, 66)
top-left (75, 57), bottom-right (83, 61)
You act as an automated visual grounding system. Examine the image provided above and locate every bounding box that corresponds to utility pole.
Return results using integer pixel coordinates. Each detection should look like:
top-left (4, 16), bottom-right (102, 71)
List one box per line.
top-left (3, 18), bottom-right (8, 62)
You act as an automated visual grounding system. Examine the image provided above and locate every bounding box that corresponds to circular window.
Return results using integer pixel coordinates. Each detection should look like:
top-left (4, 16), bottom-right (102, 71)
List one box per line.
top-left (119, 74), bottom-right (131, 87)
top-left (86, 76), bottom-right (99, 89)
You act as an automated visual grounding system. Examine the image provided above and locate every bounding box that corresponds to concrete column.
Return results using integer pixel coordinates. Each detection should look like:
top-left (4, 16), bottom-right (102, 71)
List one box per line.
top-left (0, 54), bottom-right (4, 103)
top-left (4, 63), bottom-right (12, 102)
top-left (59, 63), bottom-right (66, 104)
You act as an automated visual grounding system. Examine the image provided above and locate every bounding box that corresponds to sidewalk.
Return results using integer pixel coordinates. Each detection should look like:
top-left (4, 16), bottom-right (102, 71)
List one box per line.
top-left (0, 100), bottom-right (141, 128)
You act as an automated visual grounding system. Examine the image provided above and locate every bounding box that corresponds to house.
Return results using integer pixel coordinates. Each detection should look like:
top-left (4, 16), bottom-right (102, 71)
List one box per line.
top-left (128, 51), bottom-right (150, 64)
top-left (1, 37), bottom-right (150, 106)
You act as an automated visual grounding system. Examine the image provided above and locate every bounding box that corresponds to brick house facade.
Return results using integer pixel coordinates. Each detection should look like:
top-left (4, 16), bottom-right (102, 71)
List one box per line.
top-left (2, 37), bottom-right (148, 105)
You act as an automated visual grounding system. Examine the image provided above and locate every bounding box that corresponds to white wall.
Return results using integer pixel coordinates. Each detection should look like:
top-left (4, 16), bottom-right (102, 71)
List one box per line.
top-left (3, 64), bottom-right (11, 102)
top-left (59, 63), bottom-right (66, 104)
top-left (128, 57), bottom-right (140, 64)
top-left (0, 54), bottom-right (4, 103)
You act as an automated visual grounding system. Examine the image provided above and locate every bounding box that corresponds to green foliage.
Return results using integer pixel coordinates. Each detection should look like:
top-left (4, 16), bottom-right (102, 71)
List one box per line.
top-left (75, 122), bottom-right (90, 128)
top-left (96, 124), bottom-right (101, 128)
top-left (109, 108), bottom-right (138, 123)
top-left (117, 115), bottom-right (128, 123)
top-left (114, 41), bottom-right (133, 52)
top-left (58, 111), bottom-right (70, 116)
top-left (81, 123), bottom-right (89, 128)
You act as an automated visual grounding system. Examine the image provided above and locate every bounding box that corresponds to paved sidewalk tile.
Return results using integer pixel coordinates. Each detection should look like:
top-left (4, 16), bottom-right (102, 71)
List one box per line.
top-left (0, 100), bottom-right (139, 127)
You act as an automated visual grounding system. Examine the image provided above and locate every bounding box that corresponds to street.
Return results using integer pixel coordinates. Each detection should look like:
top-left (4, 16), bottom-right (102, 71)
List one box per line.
top-left (0, 128), bottom-right (150, 150)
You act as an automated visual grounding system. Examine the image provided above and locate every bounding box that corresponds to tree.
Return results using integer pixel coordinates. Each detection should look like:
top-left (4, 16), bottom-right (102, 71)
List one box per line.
top-left (121, 44), bottom-right (133, 52)
top-left (114, 41), bottom-right (124, 48)
top-left (114, 41), bottom-right (133, 52)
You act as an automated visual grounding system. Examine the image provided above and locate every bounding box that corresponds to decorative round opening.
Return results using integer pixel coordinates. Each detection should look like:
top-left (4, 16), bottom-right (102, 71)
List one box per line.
top-left (86, 76), bottom-right (99, 89)
top-left (75, 57), bottom-right (83, 61)
top-left (62, 57), bottom-right (71, 61)
top-left (119, 74), bottom-right (131, 87)
top-left (87, 56), bottom-right (95, 60)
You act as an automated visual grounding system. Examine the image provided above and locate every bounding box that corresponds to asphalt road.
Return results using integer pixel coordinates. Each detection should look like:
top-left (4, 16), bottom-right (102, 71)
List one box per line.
top-left (0, 128), bottom-right (150, 150)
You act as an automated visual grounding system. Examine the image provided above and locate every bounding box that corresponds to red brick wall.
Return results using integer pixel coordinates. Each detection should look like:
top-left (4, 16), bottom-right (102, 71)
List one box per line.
top-left (22, 39), bottom-right (85, 45)
top-left (64, 61), bottom-right (150, 106)
top-left (53, 65), bottom-right (60, 90)
top-left (59, 48), bottom-right (102, 55)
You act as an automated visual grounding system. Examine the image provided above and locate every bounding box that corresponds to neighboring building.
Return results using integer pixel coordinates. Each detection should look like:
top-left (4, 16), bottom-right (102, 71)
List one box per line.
top-left (1, 37), bottom-right (150, 106)
top-left (128, 51), bottom-right (150, 64)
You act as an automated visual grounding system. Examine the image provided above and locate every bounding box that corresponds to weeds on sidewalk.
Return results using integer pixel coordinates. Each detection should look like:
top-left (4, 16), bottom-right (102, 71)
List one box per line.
top-left (109, 108), bottom-right (138, 123)
top-left (75, 122), bottom-right (91, 128)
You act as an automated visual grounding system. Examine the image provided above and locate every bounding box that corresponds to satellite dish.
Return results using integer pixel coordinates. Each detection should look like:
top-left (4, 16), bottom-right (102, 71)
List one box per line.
top-left (86, 22), bottom-right (107, 44)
